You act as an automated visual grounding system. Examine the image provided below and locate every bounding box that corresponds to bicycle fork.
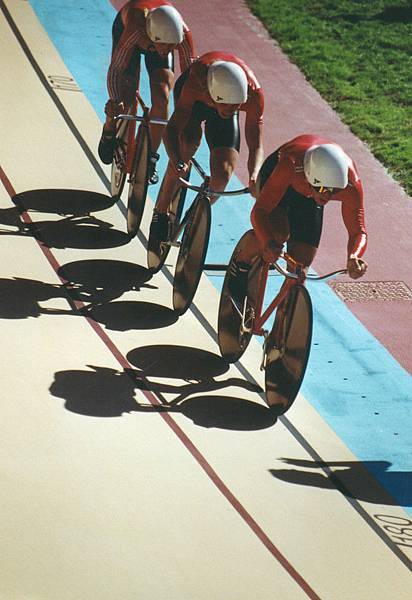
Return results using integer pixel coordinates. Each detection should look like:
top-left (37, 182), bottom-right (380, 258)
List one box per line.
top-left (229, 295), bottom-right (255, 334)
top-left (260, 298), bottom-right (289, 370)
top-left (162, 197), bottom-right (198, 254)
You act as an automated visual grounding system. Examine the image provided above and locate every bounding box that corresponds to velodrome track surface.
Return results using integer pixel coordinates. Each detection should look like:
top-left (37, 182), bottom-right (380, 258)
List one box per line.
top-left (0, 1), bottom-right (411, 598)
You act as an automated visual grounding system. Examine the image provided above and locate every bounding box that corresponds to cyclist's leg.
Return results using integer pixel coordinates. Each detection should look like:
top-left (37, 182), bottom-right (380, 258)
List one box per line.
top-left (144, 51), bottom-right (173, 183)
top-left (227, 230), bottom-right (258, 310)
top-left (153, 116), bottom-right (201, 211)
top-left (229, 207), bottom-right (289, 309)
top-left (106, 13), bottom-right (141, 130)
top-left (286, 241), bottom-right (317, 270)
top-left (151, 69), bottom-right (200, 214)
top-left (208, 147), bottom-right (238, 204)
top-left (103, 11), bottom-right (124, 136)
top-left (99, 12), bottom-right (141, 163)
top-left (233, 147), bottom-right (291, 266)
top-left (145, 52), bottom-right (174, 153)
top-left (265, 197), bottom-right (319, 411)
top-left (271, 194), bottom-right (322, 343)
top-left (227, 150), bottom-right (288, 308)
top-left (205, 110), bottom-right (240, 203)
top-left (149, 114), bottom-right (202, 244)
top-left (285, 191), bottom-right (324, 269)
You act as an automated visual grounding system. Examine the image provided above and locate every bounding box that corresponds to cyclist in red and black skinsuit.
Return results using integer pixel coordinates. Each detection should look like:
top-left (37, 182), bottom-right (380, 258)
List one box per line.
top-left (228, 134), bottom-right (368, 307)
top-left (149, 50), bottom-right (264, 240)
top-left (98, 0), bottom-right (195, 184)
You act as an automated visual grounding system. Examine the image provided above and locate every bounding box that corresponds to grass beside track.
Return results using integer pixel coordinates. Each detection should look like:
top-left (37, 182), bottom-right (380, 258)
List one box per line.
top-left (246, 0), bottom-right (412, 196)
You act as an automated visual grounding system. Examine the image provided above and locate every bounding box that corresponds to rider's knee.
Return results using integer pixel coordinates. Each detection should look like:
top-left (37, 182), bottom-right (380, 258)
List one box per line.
top-left (287, 241), bottom-right (317, 270)
top-left (210, 148), bottom-right (237, 182)
top-left (180, 128), bottom-right (202, 154)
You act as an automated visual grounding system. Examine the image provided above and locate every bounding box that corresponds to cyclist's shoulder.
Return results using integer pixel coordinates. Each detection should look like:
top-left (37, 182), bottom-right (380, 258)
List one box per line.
top-left (185, 57), bottom-right (208, 87)
top-left (124, 0), bottom-right (170, 11)
top-left (276, 139), bottom-right (306, 169)
top-left (120, 1), bottom-right (146, 28)
top-left (282, 134), bottom-right (326, 153)
top-left (122, 0), bottom-right (171, 24)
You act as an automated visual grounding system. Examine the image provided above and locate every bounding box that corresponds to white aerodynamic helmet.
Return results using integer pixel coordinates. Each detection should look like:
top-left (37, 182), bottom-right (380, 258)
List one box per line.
top-left (207, 61), bottom-right (248, 104)
top-left (146, 6), bottom-right (184, 44)
top-left (303, 143), bottom-right (349, 189)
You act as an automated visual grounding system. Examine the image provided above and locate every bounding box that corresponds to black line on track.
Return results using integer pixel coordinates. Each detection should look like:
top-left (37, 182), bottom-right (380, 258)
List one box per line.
top-left (2, 0), bottom-right (410, 573)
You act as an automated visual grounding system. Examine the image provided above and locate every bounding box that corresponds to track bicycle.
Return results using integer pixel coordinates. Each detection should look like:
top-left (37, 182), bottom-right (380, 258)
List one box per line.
top-left (147, 157), bottom-right (248, 315)
top-left (111, 91), bottom-right (168, 238)
top-left (218, 229), bottom-right (346, 415)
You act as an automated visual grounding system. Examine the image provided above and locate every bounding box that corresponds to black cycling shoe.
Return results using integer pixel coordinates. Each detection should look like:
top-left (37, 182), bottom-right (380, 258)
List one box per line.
top-left (228, 260), bottom-right (251, 311)
top-left (98, 129), bottom-right (116, 165)
top-left (148, 152), bottom-right (160, 184)
top-left (149, 210), bottom-right (169, 243)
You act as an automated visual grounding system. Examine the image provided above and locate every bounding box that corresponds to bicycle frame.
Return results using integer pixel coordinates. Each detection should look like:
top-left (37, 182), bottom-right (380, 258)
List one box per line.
top-left (239, 253), bottom-right (346, 337)
top-left (178, 158), bottom-right (249, 198)
top-left (252, 261), bottom-right (297, 337)
top-left (117, 91), bottom-right (167, 175)
top-left (169, 157), bottom-right (249, 248)
top-left (167, 158), bottom-right (210, 247)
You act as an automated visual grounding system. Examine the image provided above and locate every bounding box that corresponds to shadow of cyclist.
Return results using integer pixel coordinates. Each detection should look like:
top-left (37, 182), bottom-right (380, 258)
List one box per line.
top-left (0, 277), bottom-right (75, 319)
top-left (49, 366), bottom-right (139, 418)
top-left (28, 214), bottom-right (129, 250)
top-left (86, 301), bottom-right (178, 331)
top-left (0, 261), bottom-right (157, 320)
top-left (126, 344), bottom-right (263, 401)
top-left (4, 189), bottom-right (128, 249)
top-left (49, 348), bottom-right (275, 430)
top-left (57, 260), bottom-right (168, 329)
top-left (269, 457), bottom-right (412, 507)
top-left (58, 259), bottom-right (155, 306)
top-left (14, 189), bottom-right (115, 216)
top-left (127, 345), bottom-right (274, 429)
top-left (0, 206), bottom-right (24, 229)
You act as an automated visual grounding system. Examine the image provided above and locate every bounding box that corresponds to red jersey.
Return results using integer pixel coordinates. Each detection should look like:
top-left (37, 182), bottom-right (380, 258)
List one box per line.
top-left (108, 0), bottom-right (194, 100)
top-left (173, 51), bottom-right (264, 146)
top-left (252, 134), bottom-right (367, 258)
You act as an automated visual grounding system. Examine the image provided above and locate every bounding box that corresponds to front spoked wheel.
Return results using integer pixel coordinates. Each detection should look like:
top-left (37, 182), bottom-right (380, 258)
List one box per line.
top-left (218, 230), bottom-right (263, 363)
top-left (173, 194), bottom-right (211, 315)
top-left (127, 124), bottom-right (150, 238)
top-left (111, 119), bottom-right (130, 199)
top-left (147, 167), bottom-right (191, 273)
top-left (264, 284), bottom-right (313, 415)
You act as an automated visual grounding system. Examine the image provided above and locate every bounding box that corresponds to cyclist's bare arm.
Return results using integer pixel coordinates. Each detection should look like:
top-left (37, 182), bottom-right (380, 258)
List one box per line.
top-left (340, 183), bottom-right (368, 278)
top-left (244, 91), bottom-right (265, 194)
top-left (245, 120), bottom-right (264, 196)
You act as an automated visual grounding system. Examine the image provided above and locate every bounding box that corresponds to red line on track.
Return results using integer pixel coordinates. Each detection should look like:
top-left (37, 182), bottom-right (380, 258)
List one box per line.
top-left (0, 164), bottom-right (321, 600)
